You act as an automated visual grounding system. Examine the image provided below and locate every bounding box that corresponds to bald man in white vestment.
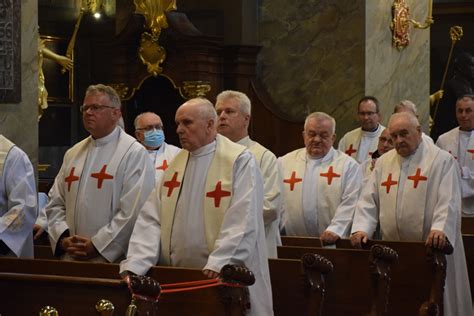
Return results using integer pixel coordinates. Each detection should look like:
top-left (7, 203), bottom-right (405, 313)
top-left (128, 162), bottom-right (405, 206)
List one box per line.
top-left (351, 112), bottom-right (472, 316)
top-left (215, 90), bottom-right (282, 258)
top-left (436, 95), bottom-right (474, 217)
top-left (338, 96), bottom-right (385, 163)
top-left (121, 98), bottom-right (273, 316)
top-left (134, 112), bottom-right (180, 185)
top-left (0, 136), bottom-right (36, 258)
top-left (278, 112), bottom-right (361, 244)
top-left (45, 84), bottom-right (155, 262)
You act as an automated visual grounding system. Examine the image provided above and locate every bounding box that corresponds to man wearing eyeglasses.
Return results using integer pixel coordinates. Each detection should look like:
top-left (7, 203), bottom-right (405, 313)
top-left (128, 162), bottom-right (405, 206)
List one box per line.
top-left (278, 112), bottom-right (361, 245)
top-left (360, 128), bottom-right (394, 179)
top-left (45, 84), bottom-right (155, 263)
top-left (134, 112), bottom-right (180, 185)
top-left (338, 96), bottom-right (385, 163)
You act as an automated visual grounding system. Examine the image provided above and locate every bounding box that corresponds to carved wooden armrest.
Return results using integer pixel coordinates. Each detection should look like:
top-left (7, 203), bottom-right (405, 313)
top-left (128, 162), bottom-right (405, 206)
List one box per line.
top-left (220, 264), bottom-right (255, 286)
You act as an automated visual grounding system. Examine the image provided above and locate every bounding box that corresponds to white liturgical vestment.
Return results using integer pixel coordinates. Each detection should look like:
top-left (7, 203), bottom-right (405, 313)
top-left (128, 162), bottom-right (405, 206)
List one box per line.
top-left (338, 125), bottom-right (385, 163)
top-left (121, 135), bottom-right (273, 316)
top-left (147, 142), bottom-right (180, 186)
top-left (278, 147), bottom-right (361, 237)
top-left (46, 127), bottom-right (155, 262)
top-left (0, 135), bottom-right (36, 258)
top-left (237, 136), bottom-right (282, 258)
top-left (436, 127), bottom-right (474, 216)
top-left (352, 138), bottom-right (472, 316)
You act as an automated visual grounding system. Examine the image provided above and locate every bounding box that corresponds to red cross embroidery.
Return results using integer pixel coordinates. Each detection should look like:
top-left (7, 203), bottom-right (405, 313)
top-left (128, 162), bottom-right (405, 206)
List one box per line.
top-left (320, 166), bottom-right (341, 185)
top-left (163, 172), bottom-right (181, 197)
top-left (156, 159), bottom-right (168, 171)
top-left (407, 168), bottom-right (428, 189)
top-left (206, 181), bottom-right (231, 207)
top-left (283, 171), bottom-right (302, 191)
top-left (91, 165), bottom-right (114, 189)
top-left (467, 149), bottom-right (474, 159)
top-left (345, 144), bottom-right (357, 157)
top-left (65, 167), bottom-right (80, 192)
top-left (381, 173), bottom-right (397, 194)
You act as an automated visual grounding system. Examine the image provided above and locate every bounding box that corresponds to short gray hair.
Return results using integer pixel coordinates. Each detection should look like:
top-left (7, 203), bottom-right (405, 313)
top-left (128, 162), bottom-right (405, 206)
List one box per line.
top-left (184, 98), bottom-right (218, 121)
top-left (85, 84), bottom-right (121, 108)
top-left (216, 90), bottom-right (251, 115)
top-left (394, 100), bottom-right (418, 115)
top-left (304, 112), bottom-right (336, 135)
top-left (457, 94), bottom-right (474, 102)
top-left (134, 112), bottom-right (163, 129)
top-left (388, 112), bottom-right (420, 128)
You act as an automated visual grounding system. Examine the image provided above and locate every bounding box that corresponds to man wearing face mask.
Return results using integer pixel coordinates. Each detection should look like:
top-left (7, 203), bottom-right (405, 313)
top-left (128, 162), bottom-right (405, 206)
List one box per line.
top-left (278, 112), bottom-right (362, 245)
top-left (134, 112), bottom-right (181, 185)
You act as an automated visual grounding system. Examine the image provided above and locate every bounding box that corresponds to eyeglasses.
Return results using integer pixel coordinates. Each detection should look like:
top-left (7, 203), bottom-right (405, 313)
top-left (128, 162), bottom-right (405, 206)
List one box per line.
top-left (80, 104), bottom-right (116, 113)
top-left (379, 137), bottom-right (393, 145)
top-left (136, 124), bottom-right (163, 132)
top-left (357, 111), bottom-right (378, 116)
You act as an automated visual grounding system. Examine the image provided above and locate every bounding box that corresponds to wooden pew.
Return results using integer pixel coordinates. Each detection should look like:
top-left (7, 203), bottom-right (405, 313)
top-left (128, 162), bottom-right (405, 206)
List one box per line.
top-left (281, 237), bottom-right (452, 316)
top-left (269, 254), bottom-right (334, 316)
top-left (462, 217), bottom-right (474, 234)
top-left (0, 258), bottom-right (250, 315)
top-left (276, 244), bottom-right (397, 316)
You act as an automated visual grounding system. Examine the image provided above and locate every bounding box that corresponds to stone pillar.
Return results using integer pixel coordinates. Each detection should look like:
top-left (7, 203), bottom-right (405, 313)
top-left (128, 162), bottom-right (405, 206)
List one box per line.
top-left (258, 0), bottom-right (430, 137)
top-left (0, 0), bottom-right (38, 167)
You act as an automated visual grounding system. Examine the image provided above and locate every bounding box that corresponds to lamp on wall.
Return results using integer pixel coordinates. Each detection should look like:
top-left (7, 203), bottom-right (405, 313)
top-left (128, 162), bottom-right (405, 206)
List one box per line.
top-left (391, 0), bottom-right (434, 50)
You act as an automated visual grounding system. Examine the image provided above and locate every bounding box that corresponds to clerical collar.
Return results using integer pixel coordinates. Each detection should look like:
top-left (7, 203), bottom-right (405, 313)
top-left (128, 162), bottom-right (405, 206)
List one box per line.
top-left (459, 129), bottom-right (472, 136)
top-left (361, 124), bottom-right (381, 137)
top-left (91, 126), bottom-right (119, 147)
top-left (237, 135), bottom-right (251, 147)
top-left (191, 140), bottom-right (216, 157)
top-left (306, 147), bottom-right (334, 163)
top-left (147, 143), bottom-right (165, 155)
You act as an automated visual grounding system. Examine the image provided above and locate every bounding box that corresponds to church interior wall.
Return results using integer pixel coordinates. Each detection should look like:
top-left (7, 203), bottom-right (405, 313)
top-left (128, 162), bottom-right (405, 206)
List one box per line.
top-left (0, 0), bottom-right (38, 169)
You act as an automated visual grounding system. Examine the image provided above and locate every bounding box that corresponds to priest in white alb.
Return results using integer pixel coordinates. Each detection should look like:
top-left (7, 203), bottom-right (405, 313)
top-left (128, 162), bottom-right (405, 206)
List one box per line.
top-left (278, 112), bottom-right (361, 244)
top-left (351, 112), bottom-right (472, 316)
top-left (121, 98), bottom-right (273, 316)
top-left (338, 96), bottom-right (385, 163)
top-left (134, 112), bottom-right (180, 185)
top-left (436, 94), bottom-right (474, 217)
top-left (215, 90), bottom-right (282, 258)
top-left (45, 84), bottom-right (155, 263)
top-left (0, 135), bottom-right (36, 258)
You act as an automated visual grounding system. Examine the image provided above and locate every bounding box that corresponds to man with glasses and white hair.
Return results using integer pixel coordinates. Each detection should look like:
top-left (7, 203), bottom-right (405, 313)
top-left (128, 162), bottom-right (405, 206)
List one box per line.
top-left (45, 84), bottom-right (155, 262)
top-left (215, 90), bottom-right (282, 258)
top-left (338, 96), bottom-right (385, 163)
top-left (134, 112), bottom-right (180, 185)
top-left (278, 112), bottom-right (361, 244)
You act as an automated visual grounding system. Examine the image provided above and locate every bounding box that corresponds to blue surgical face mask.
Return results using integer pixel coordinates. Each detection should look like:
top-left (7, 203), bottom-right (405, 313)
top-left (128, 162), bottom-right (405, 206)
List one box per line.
top-left (144, 129), bottom-right (165, 148)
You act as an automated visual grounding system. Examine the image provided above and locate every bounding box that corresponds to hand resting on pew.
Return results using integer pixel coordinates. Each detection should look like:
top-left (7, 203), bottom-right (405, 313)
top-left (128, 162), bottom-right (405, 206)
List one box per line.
top-left (320, 230), bottom-right (340, 245)
top-left (350, 231), bottom-right (369, 248)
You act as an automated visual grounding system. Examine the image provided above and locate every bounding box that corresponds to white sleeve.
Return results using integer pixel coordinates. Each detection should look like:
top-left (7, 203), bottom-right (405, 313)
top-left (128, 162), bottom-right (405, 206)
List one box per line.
top-left (326, 159), bottom-right (362, 237)
top-left (0, 147), bottom-right (37, 256)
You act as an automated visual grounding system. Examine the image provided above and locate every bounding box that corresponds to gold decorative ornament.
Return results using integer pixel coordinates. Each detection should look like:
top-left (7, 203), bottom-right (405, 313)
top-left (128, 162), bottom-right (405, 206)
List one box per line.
top-left (39, 306), bottom-right (59, 316)
top-left (108, 83), bottom-right (136, 101)
top-left (391, 0), bottom-right (434, 50)
top-left (181, 81), bottom-right (212, 99)
top-left (431, 25), bottom-right (463, 127)
top-left (134, 0), bottom-right (177, 76)
top-left (95, 299), bottom-right (115, 315)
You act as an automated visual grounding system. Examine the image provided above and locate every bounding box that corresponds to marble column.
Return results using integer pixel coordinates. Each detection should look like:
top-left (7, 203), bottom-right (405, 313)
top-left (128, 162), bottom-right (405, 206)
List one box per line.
top-left (0, 0), bottom-right (38, 167)
top-left (258, 0), bottom-right (430, 137)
